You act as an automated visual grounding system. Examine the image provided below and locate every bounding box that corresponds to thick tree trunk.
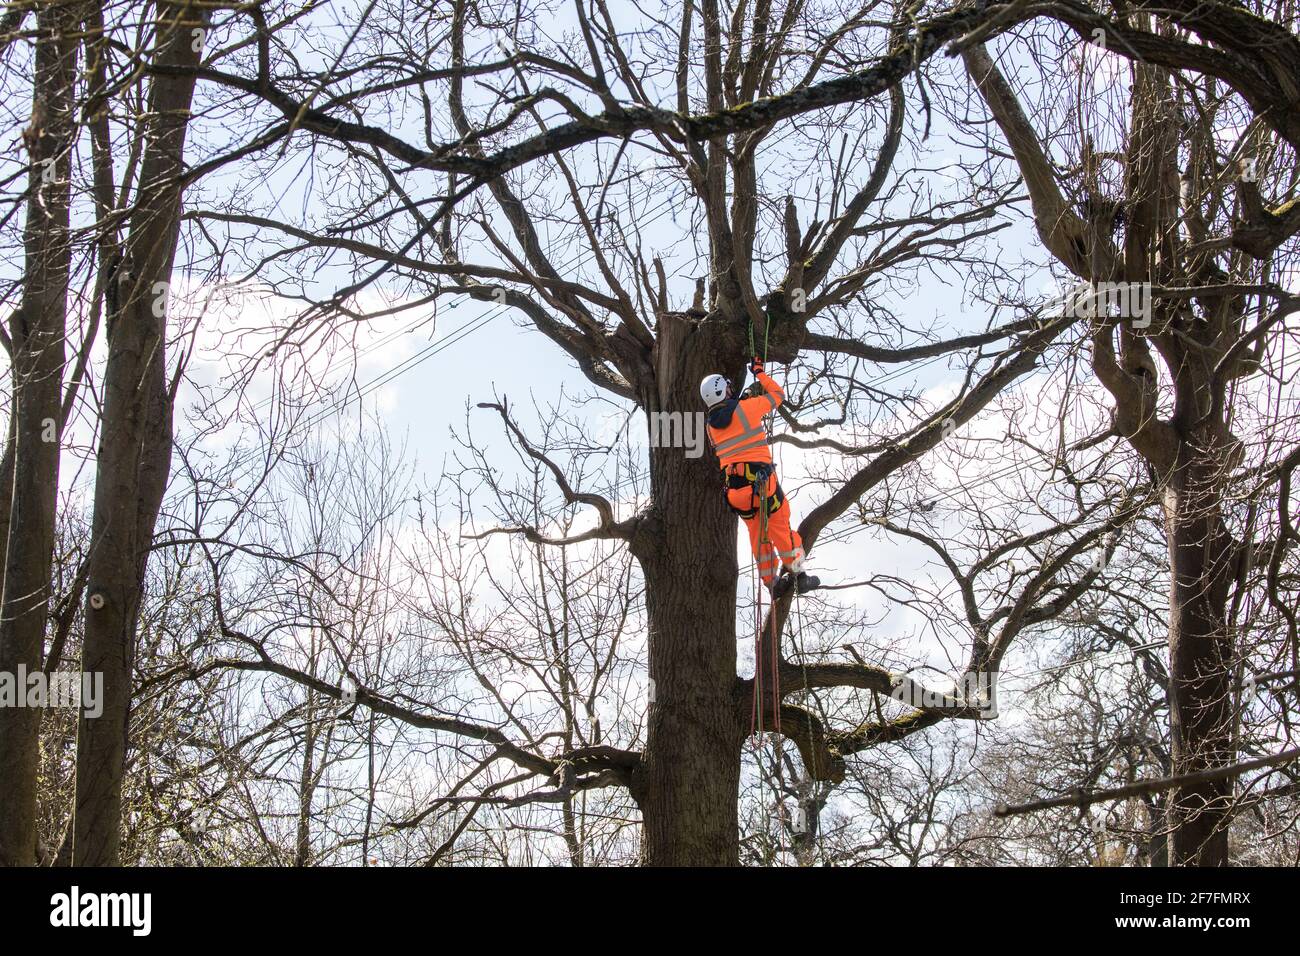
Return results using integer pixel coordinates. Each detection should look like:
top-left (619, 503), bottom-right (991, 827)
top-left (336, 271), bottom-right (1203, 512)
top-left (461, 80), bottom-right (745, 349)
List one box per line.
top-left (73, 1), bottom-right (203, 866)
top-left (633, 314), bottom-right (746, 866)
top-left (0, 3), bottom-right (79, 867)
top-left (1163, 454), bottom-right (1236, 866)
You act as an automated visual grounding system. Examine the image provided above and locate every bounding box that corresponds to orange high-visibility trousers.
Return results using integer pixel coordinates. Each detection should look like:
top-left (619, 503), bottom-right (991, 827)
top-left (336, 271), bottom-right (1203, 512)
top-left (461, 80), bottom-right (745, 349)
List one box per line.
top-left (724, 465), bottom-right (805, 586)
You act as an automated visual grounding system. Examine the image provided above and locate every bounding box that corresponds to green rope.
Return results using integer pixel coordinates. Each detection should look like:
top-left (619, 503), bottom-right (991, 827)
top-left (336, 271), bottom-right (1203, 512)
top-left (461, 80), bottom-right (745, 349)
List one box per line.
top-left (747, 304), bottom-right (774, 366)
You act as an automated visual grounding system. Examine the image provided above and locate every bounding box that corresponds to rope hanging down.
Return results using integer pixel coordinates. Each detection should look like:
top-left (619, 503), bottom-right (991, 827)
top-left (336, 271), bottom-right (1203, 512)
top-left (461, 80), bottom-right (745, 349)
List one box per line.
top-left (750, 302), bottom-right (826, 862)
top-left (748, 464), bottom-right (781, 741)
top-left (749, 304), bottom-right (783, 860)
top-left (748, 301), bottom-right (779, 740)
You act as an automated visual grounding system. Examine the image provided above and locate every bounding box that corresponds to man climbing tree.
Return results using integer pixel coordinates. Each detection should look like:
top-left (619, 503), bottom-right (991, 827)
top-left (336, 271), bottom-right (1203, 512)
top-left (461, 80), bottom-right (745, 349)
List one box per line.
top-left (701, 357), bottom-right (818, 598)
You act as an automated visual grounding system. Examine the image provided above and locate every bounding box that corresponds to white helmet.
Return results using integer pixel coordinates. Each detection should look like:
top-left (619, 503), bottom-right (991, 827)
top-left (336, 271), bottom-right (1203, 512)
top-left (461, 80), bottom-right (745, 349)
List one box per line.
top-left (699, 374), bottom-right (729, 406)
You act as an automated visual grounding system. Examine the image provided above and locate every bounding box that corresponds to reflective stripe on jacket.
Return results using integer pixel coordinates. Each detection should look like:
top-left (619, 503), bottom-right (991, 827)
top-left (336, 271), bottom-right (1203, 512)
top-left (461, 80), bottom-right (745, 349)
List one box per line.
top-left (706, 372), bottom-right (783, 467)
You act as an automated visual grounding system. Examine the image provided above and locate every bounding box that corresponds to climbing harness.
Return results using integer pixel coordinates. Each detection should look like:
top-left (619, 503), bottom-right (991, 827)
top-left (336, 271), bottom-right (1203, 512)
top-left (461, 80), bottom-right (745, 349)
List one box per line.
top-left (723, 462), bottom-right (785, 520)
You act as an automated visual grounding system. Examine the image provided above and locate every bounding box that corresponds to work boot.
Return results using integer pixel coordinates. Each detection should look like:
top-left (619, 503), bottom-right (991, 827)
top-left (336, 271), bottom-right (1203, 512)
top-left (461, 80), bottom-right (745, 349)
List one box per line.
top-left (795, 571), bottom-right (820, 594)
top-left (770, 571), bottom-right (796, 599)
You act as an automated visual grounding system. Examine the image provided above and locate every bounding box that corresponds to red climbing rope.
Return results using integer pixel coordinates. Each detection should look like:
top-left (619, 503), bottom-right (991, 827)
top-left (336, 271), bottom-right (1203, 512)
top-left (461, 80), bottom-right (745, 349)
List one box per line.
top-left (749, 475), bottom-right (781, 737)
top-left (771, 597), bottom-right (781, 733)
top-left (750, 533), bottom-right (762, 740)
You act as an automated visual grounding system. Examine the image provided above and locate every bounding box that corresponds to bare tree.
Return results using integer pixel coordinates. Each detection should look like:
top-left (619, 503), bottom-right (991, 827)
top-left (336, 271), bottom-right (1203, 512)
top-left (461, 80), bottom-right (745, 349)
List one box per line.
top-left (74, 0), bottom-right (209, 865)
top-left (0, 0), bottom-right (82, 866)
top-left (959, 2), bottom-right (1300, 863)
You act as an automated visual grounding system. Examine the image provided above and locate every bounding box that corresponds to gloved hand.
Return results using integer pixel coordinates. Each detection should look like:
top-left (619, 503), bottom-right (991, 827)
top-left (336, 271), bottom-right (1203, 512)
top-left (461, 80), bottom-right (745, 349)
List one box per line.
top-left (749, 357), bottom-right (765, 376)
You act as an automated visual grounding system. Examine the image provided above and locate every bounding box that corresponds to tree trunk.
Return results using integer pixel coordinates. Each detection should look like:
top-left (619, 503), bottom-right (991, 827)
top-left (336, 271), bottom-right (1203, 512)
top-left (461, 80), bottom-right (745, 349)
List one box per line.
top-left (73, 1), bottom-right (204, 866)
top-left (0, 2), bottom-right (79, 867)
top-left (1163, 453), bottom-right (1236, 866)
top-left (633, 314), bottom-right (746, 866)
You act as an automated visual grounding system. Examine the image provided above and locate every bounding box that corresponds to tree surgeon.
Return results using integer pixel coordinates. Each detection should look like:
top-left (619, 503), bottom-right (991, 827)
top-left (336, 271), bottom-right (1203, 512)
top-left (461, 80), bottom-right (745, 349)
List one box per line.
top-left (701, 357), bottom-right (820, 599)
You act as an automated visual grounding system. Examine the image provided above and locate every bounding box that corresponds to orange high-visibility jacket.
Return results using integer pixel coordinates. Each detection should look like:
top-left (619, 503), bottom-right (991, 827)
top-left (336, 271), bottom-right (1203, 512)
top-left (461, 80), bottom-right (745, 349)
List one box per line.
top-left (706, 371), bottom-right (784, 467)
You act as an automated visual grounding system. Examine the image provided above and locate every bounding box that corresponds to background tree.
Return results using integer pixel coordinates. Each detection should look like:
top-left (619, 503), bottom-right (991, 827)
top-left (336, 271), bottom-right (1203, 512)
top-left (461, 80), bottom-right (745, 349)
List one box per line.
top-left (72, 0), bottom-right (211, 866)
top-left (959, 0), bottom-right (1300, 864)
top-left (0, 0), bottom-right (83, 867)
